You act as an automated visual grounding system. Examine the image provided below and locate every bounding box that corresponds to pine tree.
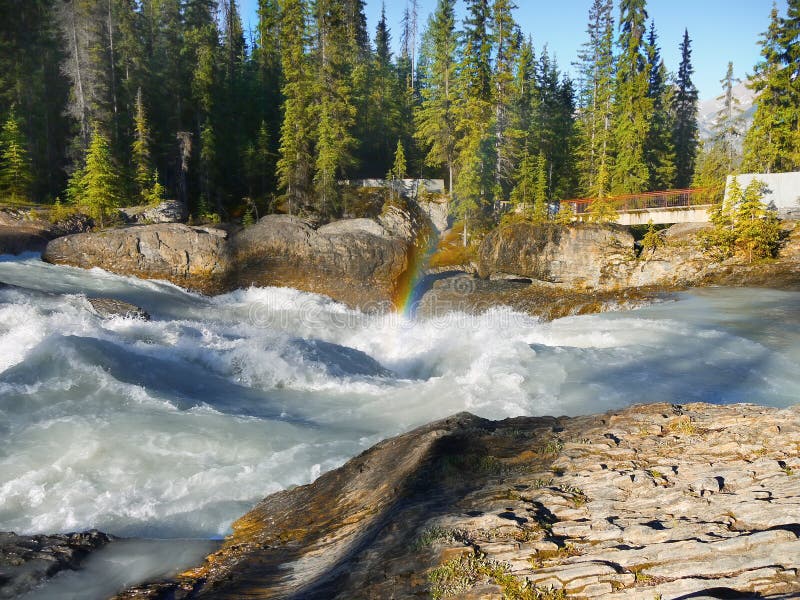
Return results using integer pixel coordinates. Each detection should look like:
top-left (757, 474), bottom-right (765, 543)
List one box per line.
top-left (743, 3), bottom-right (800, 173)
top-left (610, 0), bottom-right (652, 195)
top-left (312, 0), bottom-right (358, 213)
top-left (491, 0), bottom-right (521, 200)
top-left (575, 0), bottom-right (614, 198)
top-left (0, 107), bottom-right (33, 202)
top-left (673, 29), bottom-right (699, 188)
top-left (81, 126), bottom-right (123, 226)
top-left (277, 0), bottom-right (315, 212)
top-left (714, 62), bottom-right (743, 172)
top-left (131, 88), bottom-right (153, 202)
top-left (453, 0), bottom-right (495, 226)
top-left (643, 21), bottom-right (676, 191)
top-left (415, 0), bottom-right (458, 194)
top-left (734, 178), bottom-right (781, 262)
top-left (391, 139), bottom-right (407, 181)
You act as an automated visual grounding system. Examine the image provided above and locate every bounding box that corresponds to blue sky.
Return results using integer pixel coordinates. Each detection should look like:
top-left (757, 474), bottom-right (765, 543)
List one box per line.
top-left (238, 0), bottom-right (787, 100)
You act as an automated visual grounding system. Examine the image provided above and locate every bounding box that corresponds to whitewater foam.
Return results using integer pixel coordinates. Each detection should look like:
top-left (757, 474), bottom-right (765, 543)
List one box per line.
top-left (0, 255), bottom-right (799, 539)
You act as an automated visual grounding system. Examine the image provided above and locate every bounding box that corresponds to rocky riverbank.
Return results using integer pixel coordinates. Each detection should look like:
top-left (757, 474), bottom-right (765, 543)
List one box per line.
top-left (110, 402), bottom-right (800, 599)
top-left (41, 200), bottom-right (432, 308)
top-left (419, 219), bottom-right (800, 318)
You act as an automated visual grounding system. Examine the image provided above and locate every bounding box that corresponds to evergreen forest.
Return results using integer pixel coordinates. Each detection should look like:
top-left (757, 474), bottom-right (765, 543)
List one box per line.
top-left (0, 0), bottom-right (798, 224)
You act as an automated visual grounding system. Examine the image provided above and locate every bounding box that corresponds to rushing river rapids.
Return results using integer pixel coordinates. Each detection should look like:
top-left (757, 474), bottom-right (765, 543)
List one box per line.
top-left (1, 253), bottom-right (799, 593)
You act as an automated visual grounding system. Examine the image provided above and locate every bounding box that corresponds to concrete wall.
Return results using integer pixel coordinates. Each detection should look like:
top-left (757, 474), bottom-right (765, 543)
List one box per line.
top-left (346, 179), bottom-right (446, 196)
top-left (615, 207), bottom-right (711, 226)
top-left (726, 172), bottom-right (800, 217)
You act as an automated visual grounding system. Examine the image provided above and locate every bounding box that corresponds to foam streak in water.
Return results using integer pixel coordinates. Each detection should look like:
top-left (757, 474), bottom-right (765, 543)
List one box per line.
top-left (0, 255), bottom-right (798, 539)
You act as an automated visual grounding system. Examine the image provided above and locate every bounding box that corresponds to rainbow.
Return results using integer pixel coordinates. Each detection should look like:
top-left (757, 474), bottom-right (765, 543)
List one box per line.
top-left (393, 234), bottom-right (438, 316)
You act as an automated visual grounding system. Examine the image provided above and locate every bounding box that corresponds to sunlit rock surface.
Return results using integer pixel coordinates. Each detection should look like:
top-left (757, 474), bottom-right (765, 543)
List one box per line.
top-left (42, 201), bottom-right (431, 309)
top-left (118, 403), bottom-right (800, 599)
top-left (43, 224), bottom-right (231, 295)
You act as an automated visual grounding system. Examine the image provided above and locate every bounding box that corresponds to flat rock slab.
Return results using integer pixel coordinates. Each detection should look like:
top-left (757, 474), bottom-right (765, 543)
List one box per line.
top-left (115, 403), bottom-right (800, 599)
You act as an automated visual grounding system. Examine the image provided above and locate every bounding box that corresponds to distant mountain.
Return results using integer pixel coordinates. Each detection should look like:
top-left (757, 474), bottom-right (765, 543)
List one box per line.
top-left (697, 82), bottom-right (757, 141)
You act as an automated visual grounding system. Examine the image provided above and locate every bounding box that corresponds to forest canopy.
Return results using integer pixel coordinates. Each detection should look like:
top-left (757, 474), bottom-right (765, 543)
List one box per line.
top-left (0, 0), bottom-right (797, 223)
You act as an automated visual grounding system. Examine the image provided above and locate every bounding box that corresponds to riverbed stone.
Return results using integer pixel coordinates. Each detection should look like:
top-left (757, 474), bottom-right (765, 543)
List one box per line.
top-left (114, 402), bottom-right (800, 599)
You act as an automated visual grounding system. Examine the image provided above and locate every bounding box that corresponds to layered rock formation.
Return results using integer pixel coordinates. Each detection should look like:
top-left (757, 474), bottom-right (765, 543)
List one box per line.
top-left (117, 402), bottom-right (800, 599)
top-left (477, 223), bottom-right (635, 290)
top-left (41, 202), bottom-right (430, 308)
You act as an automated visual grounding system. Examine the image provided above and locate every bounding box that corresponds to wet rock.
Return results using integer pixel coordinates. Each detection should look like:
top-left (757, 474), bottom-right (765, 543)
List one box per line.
top-left (87, 297), bottom-right (150, 320)
top-left (117, 402), bottom-right (800, 599)
top-left (0, 530), bottom-right (112, 598)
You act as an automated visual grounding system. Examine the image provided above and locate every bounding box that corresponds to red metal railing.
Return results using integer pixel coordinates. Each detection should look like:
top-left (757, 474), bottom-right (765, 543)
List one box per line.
top-left (563, 188), bottom-right (714, 215)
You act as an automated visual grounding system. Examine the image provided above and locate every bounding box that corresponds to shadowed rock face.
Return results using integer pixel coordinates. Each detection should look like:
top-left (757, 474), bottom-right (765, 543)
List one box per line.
top-left (0, 530), bottom-right (112, 598)
top-left (231, 215), bottom-right (412, 308)
top-left (116, 403), bottom-right (800, 599)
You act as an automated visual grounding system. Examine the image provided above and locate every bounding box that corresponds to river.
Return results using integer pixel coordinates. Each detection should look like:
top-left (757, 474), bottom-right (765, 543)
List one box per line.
top-left (0, 254), bottom-right (798, 596)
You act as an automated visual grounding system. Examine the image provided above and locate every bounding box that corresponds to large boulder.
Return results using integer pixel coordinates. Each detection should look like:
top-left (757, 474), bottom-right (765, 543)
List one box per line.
top-left (43, 224), bottom-right (231, 294)
top-left (232, 213), bottom-right (415, 308)
top-left (42, 203), bottom-right (431, 308)
top-left (478, 222), bottom-right (635, 290)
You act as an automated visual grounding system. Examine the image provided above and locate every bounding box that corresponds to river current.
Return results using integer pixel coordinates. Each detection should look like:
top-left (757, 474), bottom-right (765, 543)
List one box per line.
top-left (1, 254), bottom-right (798, 555)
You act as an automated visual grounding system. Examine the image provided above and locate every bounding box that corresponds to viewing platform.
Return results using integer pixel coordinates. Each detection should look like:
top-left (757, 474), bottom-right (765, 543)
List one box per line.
top-left (564, 188), bottom-right (714, 225)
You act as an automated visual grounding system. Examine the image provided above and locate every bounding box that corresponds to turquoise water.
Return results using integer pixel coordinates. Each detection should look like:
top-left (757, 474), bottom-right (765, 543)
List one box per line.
top-left (0, 255), bottom-right (798, 543)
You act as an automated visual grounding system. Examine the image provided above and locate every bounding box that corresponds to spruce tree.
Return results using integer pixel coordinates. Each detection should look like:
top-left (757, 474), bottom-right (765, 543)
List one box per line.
top-left (312, 0), bottom-right (358, 213)
top-left (743, 3), bottom-right (800, 173)
top-left (643, 21), bottom-right (676, 191)
top-left (575, 0), bottom-right (614, 198)
top-left (610, 0), bottom-right (652, 195)
top-left (734, 179), bottom-right (781, 262)
top-left (0, 107), bottom-right (33, 203)
top-left (673, 29), bottom-right (699, 188)
top-left (367, 6), bottom-right (403, 176)
top-left (491, 0), bottom-right (521, 200)
top-left (453, 0), bottom-right (495, 225)
top-left (415, 0), bottom-right (458, 194)
top-left (532, 151), bottom-right (549, 222)
top-left (131, 88), bottom-right (153, 202)
top-left (714, 62), bottom-right (743, 172)
top-left (81, 126), bottom-right (123, 227)
top-left (277, 0), bottom-right (315, 212)
top-left (391, 139), bottom-right (407, 181)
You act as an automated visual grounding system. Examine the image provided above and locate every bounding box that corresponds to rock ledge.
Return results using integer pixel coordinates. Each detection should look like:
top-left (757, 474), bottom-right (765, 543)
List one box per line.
top-left (117, 402), bottom-right (800, 599)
